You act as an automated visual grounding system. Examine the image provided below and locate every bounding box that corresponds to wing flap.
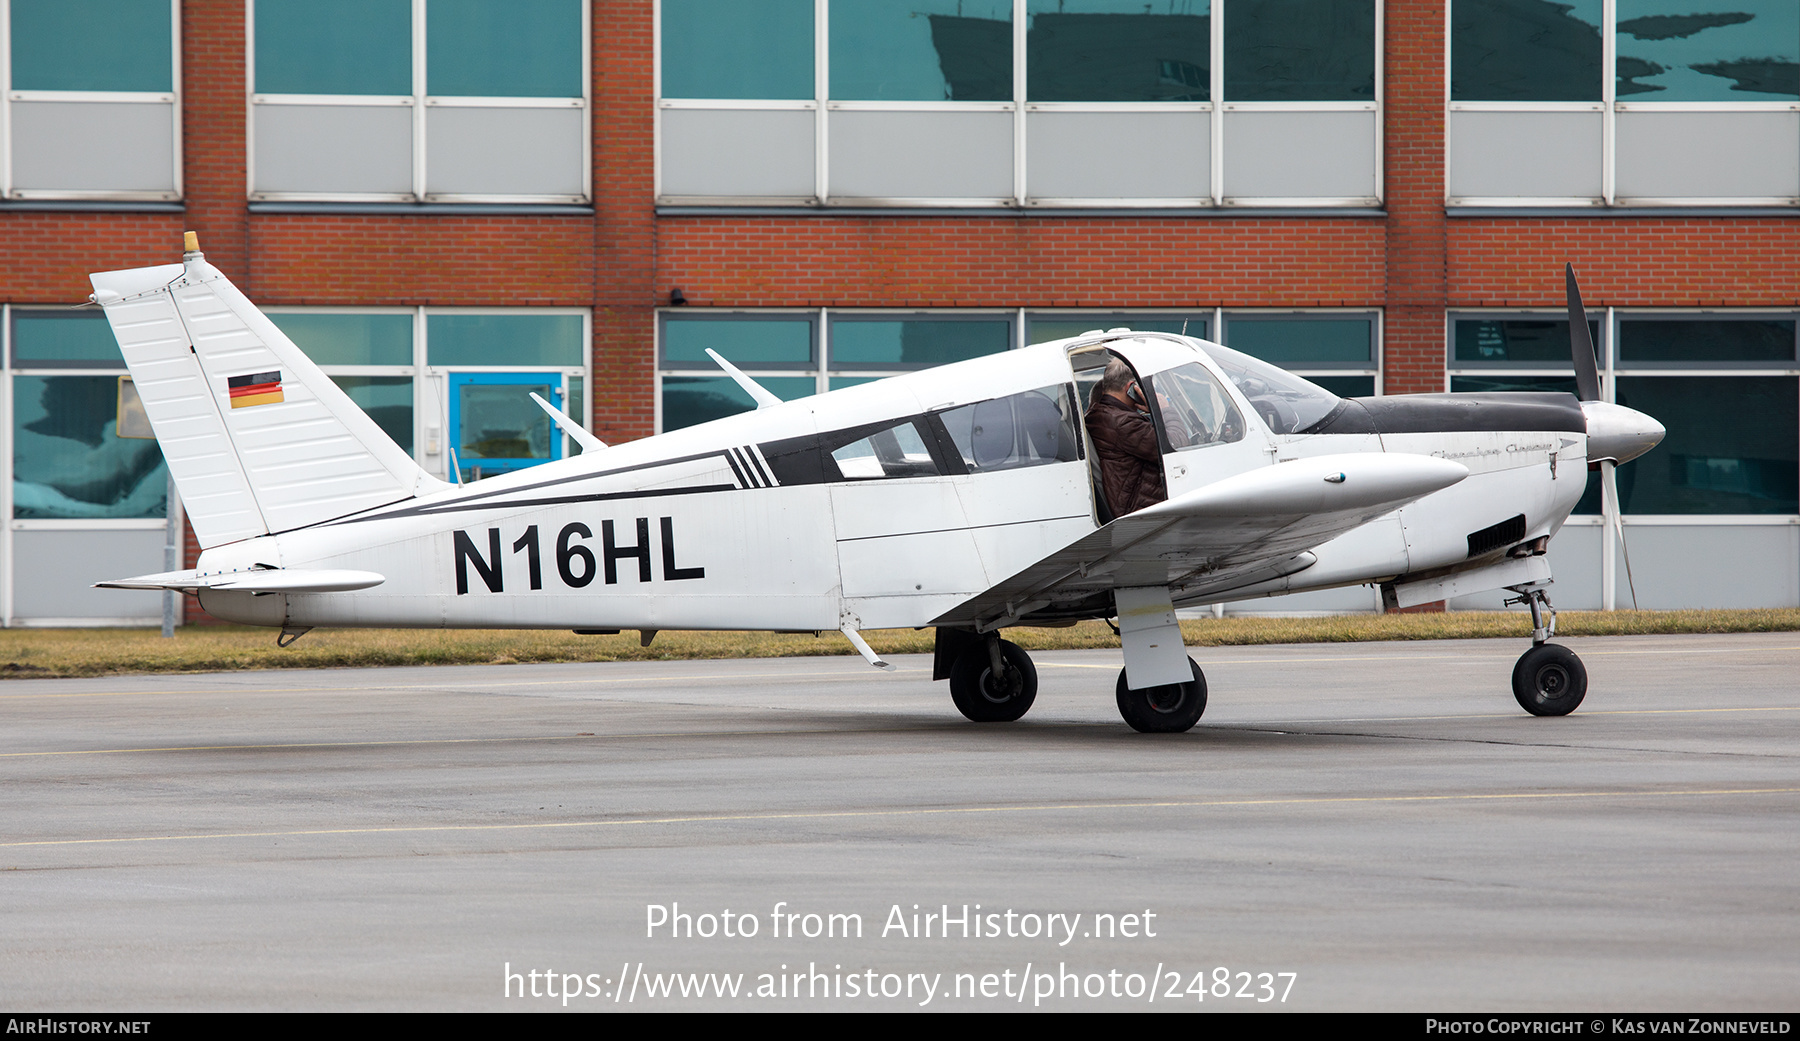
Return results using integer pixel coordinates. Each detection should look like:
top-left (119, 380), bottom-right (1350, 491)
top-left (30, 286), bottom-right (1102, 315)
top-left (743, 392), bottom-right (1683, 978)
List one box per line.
top-left (931, 453), bottom-right (1467, 629)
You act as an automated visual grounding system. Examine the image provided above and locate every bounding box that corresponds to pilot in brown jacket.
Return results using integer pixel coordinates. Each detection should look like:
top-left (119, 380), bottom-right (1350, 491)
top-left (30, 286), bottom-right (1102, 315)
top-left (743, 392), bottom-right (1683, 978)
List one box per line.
top-left (1085, 359), bottom-right (1186, 517)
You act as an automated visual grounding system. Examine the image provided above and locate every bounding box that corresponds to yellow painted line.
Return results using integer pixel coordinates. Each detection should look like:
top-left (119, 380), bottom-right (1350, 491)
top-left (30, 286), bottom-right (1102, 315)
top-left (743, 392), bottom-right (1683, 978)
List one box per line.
top-left (7, 786), bottom-right (1797, 850)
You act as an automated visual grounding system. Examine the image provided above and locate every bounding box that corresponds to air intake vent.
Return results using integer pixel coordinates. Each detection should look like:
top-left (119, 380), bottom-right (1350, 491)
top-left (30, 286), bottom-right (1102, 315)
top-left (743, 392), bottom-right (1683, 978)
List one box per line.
top-left (1467, 514), bottom-right (1527, 558)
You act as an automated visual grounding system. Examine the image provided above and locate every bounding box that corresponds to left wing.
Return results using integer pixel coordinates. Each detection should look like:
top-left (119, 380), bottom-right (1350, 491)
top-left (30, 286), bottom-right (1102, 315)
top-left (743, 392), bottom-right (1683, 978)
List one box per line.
top-left (931, 453), bottom-right (1466, 630)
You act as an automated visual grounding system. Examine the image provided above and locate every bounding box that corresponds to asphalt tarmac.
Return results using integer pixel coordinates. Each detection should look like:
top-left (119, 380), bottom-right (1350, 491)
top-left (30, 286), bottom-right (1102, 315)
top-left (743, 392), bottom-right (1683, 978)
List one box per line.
top-left (3, 632), bottom-right (1796, 1012)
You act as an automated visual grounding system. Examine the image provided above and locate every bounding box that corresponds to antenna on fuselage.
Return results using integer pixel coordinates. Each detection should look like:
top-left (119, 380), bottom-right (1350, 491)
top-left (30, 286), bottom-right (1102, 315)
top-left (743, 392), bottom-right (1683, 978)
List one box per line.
top-left (528, 392), bottom-right (606, 453)
top-left (705, 348), bottom-right (782, 409)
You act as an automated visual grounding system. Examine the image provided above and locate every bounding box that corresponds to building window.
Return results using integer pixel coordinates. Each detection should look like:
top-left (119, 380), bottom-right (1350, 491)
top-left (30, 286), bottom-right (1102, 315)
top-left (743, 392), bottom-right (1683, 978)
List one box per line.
top-left (661, 307), bottom-right (1380, 433)
top-left (1447, 0), bottom-right (1800, 205)
top-left (1027, 309), bottom-right (1379, 396)
top-left (267, 307), bottom-right (591, 485)
top-left (1448, 311), bottom-right (1800, 519)
top-left (2, 0), bottom-right (181, 200)
top-left (657, 0), bottom-right (1381, 208)
top-left (1, 308), bottom-right (176, 625)
top-left (248, 0), bottom-right (589, 203)
top-left (6, 311), bottom-right (168, 519)
top-left (658, 311), bottom-right (1019, 432)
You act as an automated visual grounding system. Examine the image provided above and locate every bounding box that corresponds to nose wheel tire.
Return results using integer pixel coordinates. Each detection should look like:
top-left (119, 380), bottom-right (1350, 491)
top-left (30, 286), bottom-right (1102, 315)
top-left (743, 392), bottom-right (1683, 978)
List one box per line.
top-left (1512, 643), bottom-right (1587, 716)
top-left (949, 640), bottom-right (1038, 722)
top-left (1115, 658), bottom-right (1207, 733)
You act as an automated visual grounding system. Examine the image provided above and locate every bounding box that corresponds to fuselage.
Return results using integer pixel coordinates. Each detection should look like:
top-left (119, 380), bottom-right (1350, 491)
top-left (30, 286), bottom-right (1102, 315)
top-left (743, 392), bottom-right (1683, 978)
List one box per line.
top-left (193, 333), bottom-right (1594, 631)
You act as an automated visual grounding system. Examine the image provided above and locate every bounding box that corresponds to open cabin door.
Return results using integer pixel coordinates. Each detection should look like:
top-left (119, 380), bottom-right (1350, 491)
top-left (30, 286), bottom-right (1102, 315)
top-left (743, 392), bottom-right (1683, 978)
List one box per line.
top-left (1075, 339), bottom-right (1271, 514)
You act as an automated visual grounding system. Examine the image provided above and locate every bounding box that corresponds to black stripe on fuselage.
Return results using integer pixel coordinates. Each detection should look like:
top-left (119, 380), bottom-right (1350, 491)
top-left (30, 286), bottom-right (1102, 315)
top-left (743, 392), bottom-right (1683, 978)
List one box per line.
top-left (1304, 392), bottom-right (1586, 436)
top-left (721, 449), bottom-right (751, 489)
top-left (316, 448), bottom-right (749, 528)
top-left (743, 445), bottom-right (774, 487)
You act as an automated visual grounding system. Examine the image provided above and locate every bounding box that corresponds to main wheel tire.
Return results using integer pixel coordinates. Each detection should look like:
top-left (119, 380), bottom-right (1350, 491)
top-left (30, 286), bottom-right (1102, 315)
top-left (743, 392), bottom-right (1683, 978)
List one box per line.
top-left (948, 640), bottom-right (1038, 722)
top-left (1512, 643), bottom-right (1587, 716)
top-left (1115, 658), bottom-right (1207, 733)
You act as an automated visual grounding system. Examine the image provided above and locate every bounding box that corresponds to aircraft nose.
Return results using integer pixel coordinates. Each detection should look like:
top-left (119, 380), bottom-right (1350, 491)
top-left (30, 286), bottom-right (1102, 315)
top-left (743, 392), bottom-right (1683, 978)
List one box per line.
top-left (1581, 400), bottom-right (1665, 465)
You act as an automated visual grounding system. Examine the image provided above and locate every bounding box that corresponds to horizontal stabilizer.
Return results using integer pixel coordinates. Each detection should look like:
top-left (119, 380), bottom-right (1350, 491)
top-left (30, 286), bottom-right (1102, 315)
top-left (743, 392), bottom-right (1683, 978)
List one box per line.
top-left (96, 568), bottom-right (385, 594)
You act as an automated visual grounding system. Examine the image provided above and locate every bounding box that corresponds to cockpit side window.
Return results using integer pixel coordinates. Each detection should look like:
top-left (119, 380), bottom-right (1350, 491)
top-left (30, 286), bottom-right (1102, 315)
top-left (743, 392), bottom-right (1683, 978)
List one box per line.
top-left (936, 385), bottom-right (1082, 474)
top-left (1143, 363), bottom-right (1245, 452)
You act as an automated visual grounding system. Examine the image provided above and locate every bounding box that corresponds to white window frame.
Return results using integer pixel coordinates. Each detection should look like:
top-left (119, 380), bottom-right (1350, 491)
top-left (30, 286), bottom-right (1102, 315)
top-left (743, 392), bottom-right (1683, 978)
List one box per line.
top-left (655, 0), bottom-right (1383, 209)
top-left (245, 0), bottom-right (592, 204)
top-left (0, 0), bottom-right (183, 202)
top-left (1445, 0), bottom-right (1800, 207)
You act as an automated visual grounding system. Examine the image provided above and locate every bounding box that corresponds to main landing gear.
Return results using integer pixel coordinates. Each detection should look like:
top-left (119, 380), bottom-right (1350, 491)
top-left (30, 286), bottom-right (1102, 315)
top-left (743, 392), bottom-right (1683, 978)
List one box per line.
top-left (947, 635), bottom-right (1038, 723)
top-left (1504, 586), bottom-right (1587, 716)
top-left (938, 629), bottom-right (1208, 732)
top-left (1115, 658), bottom-right (1207, 733)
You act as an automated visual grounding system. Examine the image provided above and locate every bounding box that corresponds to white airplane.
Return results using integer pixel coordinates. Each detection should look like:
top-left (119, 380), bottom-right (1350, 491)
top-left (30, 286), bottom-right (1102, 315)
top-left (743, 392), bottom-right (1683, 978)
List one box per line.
top-left (88, 237), bottom-right (1663, 733)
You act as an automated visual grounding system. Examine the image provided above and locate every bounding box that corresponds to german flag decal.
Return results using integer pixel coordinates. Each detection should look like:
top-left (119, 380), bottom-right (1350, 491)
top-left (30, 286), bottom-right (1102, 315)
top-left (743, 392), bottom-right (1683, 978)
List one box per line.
top-left (228, 370), bottom-right (284, 409)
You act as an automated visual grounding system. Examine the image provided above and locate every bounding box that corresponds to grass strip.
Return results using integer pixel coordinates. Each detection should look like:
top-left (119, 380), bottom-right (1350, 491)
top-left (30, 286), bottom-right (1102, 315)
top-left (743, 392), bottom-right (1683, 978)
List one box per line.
top-left (0, 608), bottom-right (1796, 678)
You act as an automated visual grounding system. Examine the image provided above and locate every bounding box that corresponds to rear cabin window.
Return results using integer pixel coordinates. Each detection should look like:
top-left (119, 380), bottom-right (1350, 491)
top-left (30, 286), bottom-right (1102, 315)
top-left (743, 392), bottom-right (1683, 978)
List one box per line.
top-left (938, 386), bottom-right (1082, 473)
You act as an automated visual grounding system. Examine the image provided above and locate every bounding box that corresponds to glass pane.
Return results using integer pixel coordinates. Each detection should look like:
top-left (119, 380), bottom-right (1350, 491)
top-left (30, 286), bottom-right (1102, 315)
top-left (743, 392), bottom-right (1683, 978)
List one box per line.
top-left (1149, 362), bottom-right (1246, 448)
top-left (254, 0), bottom-right (411, 96)
top-left (1452, 373), bottom-right (1600, 513)
top-left (268, 313), bottom-right (413, 366)
top-left (939, 386), bottom-right (1081, 473)
top-left (1027, 1), bottom-right (1209, 102)
top-left (830, 0), bottom-right (1012, 101)
top-left (1224, 317), bottom-right (1373, 364)
top-left (1026, 315), bottom-right (1209, 344)
top-left (1198, 341), bottom-right (1342, 433)
top-left (1452, 318), bottom-right (1601, 365)
top-left (662, 0), bottom-right (814, 100)
top-left (331, 376), bottom-right (414, 454)
top-left (428, 314), bottom-right (583, 366)
top-left (10, 312), bottom-right (122, 368)
top-left (1307, 374), bottom-right (1376, 398)
top-left (662, 318), bottom-right (814, 368)
top-left (566, 375), bottom-right (586, 454)
top-left (427, 0), bottom-right (583, 97)
top-left (1451, 0), bottom-right (1603, 101)
top-left (1615, 376), bottom-right (1797, 513)
top-left (828, 420), bottom-right (940, 479)
top-left (1617, 0), bottom-right (1799, 100)
top-left (458, 382), bottom-right (554, 460)
top-left (1224, 0), bottom-right (1376, 101)
top-left (12, 375), bottom-right (167, 519)
top-left (10, 0), bottom-right (172, 92)
top-left (829, 319), bottom-right (1011, 367)
top-left (661, 375), bottom-right (818, 431)
top-left (1619, 319), bottom-right (1797, 363)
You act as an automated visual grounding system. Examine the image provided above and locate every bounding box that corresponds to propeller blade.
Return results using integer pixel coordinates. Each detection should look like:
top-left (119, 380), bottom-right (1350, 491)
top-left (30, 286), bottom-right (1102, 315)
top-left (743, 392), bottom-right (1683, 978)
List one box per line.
top-left (1565, 263), bottom-right (1602, 402)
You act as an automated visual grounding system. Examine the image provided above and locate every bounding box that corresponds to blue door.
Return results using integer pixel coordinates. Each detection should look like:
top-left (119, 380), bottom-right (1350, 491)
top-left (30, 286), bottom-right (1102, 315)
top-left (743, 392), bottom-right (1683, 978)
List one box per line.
top-left (447, 372), bottom-right (563, 483)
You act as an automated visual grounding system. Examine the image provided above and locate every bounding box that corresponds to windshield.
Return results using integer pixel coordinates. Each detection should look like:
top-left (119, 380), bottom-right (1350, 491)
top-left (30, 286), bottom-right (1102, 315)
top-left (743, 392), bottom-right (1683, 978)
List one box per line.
top-left (1198, 342), bottom-right (1343, 434)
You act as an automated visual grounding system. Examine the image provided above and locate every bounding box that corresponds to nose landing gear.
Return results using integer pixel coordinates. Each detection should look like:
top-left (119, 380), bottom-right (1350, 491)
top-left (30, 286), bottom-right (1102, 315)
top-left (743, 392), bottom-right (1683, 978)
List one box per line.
top-left (1504, 586), bottom-right (1587, 716)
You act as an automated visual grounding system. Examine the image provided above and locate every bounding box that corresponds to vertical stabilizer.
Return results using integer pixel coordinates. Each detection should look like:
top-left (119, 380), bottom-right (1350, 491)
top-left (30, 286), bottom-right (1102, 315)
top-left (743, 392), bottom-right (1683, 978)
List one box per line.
top-left (89, 243), bottom-right (449, 549)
